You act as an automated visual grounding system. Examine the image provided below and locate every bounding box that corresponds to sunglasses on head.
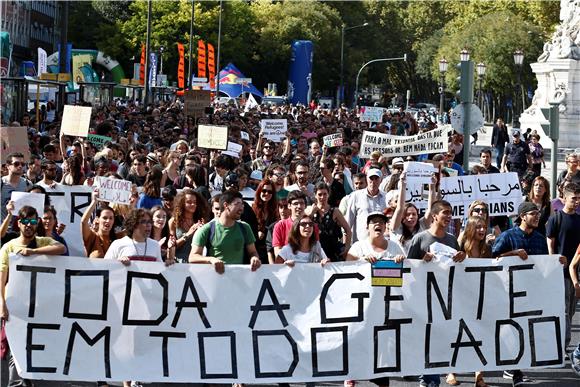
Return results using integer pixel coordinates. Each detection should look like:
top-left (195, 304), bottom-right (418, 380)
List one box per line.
top-left (20, 218), bottom-right (39, 226)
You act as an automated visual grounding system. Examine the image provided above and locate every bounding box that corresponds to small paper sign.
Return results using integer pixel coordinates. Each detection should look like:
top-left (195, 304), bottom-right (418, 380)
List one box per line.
top-left (197, 125), bottom-right (228, 150)
top-left (240, 131), bottom-right (250, 141)
top-left (61, 105), bottom-right (92, 137)
top-left (323, 133), bottom-right (343, 148)
top-left (371, 259), bottom-right (403, 287)
top-left (94, 176), bottom-right (133, 205)
top-left (10, 192), bottom-right (45, 218)
top-left (260, 119), bottom-right (287, 143)
top-left (222, 141), bottom-right (243, 158)
top-left (87, 134), bottom-right (112, 149)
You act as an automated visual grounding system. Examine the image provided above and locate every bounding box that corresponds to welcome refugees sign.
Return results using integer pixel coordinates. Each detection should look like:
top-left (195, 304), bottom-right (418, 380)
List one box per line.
top-left (6, 255), bottom-right (564, 383)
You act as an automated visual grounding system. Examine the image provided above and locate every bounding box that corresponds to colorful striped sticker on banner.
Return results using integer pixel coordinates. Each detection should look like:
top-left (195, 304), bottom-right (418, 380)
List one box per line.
top-left (371, 259), bottom-right (403, 287)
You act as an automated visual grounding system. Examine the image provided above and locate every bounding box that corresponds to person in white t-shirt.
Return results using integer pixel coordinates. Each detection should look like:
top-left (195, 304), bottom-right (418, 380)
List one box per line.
top-left (105, 208), bottom-right (175, 265)
top-left (347, 211), bottom-right (405, 263)
top-left (276, 214), bottom-right (329, 266)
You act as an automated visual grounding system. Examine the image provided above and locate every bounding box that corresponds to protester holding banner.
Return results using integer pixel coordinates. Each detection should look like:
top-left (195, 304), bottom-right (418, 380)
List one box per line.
top-left (275, 214), bottom-right (329, 266)
top-left (0, 205), bottom-right (67, 387)
top-left (41, 206), bottom-right (69, 256)
top-left (81, 190), bottom-right (117, 258)
top-left (524, 176), bottom-right (552, 236)
top-left (169, 188), bottom-right (209, 263)
top-left (1, 153), bottom-right (32, 223)
top-left (150, 205), bottom-right (172, 261)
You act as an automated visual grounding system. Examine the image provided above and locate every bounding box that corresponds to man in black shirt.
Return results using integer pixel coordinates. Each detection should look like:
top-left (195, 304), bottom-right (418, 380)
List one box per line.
top-left (479, 149), bottom-right (500, 174)
top-left (501, 129), bottom-right (532, 179)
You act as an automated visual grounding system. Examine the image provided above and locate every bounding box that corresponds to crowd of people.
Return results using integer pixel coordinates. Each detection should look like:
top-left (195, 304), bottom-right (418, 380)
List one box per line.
top-left (0, 98), bottom-right (579, 387)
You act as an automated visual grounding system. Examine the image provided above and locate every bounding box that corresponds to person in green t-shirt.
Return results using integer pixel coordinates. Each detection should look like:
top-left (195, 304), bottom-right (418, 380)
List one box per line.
top-left (189, 191), bottom-right (260, 273)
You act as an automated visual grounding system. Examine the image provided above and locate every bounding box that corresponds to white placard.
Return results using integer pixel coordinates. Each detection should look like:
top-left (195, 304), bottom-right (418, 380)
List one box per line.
top-left (359, 106), bottom-right (385, 123)
top-left (61, 105), bottom-right (92, 137)
top-left (404, 162), bottom-right (438, 184)
top-left (10, 191), bottom-right (45, 217)
top-left (197, 125), bottom-right (228, 150)
top-left (323, 133), bottom-right (343, 148)
top-left (361, 126), bottom-right (451, 158)
top-left (260, 119), bottom-right (287, 143)
top-left (222, 141), bottom-right (243, 158)
top-left (440, 173), bottom-right (523, 219)
top-left (240, 131), bottom-right (250, 141)
top-left (94, 176), bottom-right (133, 205)
top-left (6, 255), bottom-right (565, 382)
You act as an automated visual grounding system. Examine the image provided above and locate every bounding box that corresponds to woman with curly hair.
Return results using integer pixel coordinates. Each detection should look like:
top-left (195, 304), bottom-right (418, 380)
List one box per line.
top-left (252, 178), bottom-right (279, 263)
top-left (169, 188), bottom-right (210, 262)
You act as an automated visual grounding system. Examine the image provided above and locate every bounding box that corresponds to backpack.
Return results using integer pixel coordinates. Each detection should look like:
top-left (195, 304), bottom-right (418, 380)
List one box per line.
top-left (204, 219), bottom-right (250, 264)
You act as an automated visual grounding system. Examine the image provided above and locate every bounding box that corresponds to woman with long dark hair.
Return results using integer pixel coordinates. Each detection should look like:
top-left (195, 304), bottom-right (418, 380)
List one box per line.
top-left (252, 179), bottom-right (279, 263)
top-left (137, 166), bottom-right (163, 209)
top-left (275, 214), bottom-right (329, 266)
top-left (61, 153), bottom-right (85, 185)
top-left (150, 205), bottom-right (172, 260)
top-left (169, 188), bottom-right (210, 262)
top-left (525, 176), bottom-right (551, 235)
top-left (81, 190), bottom-right (117, 258)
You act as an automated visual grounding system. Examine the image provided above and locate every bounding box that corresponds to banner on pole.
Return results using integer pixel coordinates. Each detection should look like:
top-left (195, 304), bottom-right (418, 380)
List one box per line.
top-left (197, 40), bottom-right (206, 79)
top-left (149, 52), bottom-right (157, 88)
top-left (5, 255), bottom-right (565, 383)
top-left (440, 172), bottom-right (523, 218)
top-left (207, 43), bottom-right (215, 89)
top-left (177, 43), bottom-right (185, 89)
top-left (37, 48), bottom-right (47, 76)
top-left (260, 119), bottom-right (287, 143)
top-left (361, 127), bottom-right (450, 158)
top-left (140, 44), bottom-right (145, 85)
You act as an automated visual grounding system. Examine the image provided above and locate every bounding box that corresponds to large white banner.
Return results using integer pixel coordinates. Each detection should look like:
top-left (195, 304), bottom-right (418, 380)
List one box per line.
top-left (6, 255), bottom-right (565, 383)
top-left (361, 127), bottom-right (450, 158)
top-left (440, 173), bottom-right (523, 218)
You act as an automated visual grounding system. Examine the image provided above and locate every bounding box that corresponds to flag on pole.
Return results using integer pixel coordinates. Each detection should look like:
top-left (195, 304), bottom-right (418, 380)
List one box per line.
top-left (197, 40), bottom-right (206, 78)
top-left (207, 43), bottom-right (215, 89)
top-left (244, 93), bottom-right (259, 112)
top-left (37, 48), bottom-right (47, 76)
top-left (177, 43), bottom-right (185, 89)
top-left (140, 44), bottom-right (146, 85)
top-left (149, 52), bottom-right (157, 88)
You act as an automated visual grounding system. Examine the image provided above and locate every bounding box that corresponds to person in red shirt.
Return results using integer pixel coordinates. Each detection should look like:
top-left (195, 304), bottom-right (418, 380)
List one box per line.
top-left (272, 190), bottom-right (318, 257)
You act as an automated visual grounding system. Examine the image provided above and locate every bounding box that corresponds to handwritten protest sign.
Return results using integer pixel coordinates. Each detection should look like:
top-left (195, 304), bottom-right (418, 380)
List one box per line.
top-left (404, 161), bottom-right (438, 184)
top-left (10, 191), bottom-right (45, 217)
top-left (323, 133), bottom-right (343, 148)
top-left (0, 127), bottom-right (31, 163)
top-left (87, 134), bottom-right (112, 149)
top-left (61, 105), bottom-right (92, 137)
top-left (440, 172), bottom-right (523, 218)
top-left (184, 89), bottom-right (211, 119)
top-left (222, 141), bottom-right (243, 158)
top-left (240, 131), bottom-right (250, 141)
top-left (94, 176), bottom-right (132, 205)
top-left (359, 106), bottom-right (384, 123)
top-left (197, 125), bottom-right (228, 150)
top-left (260, 119), bottom-right (287, 142)
top-left (361, 126), bottom-right (450, 158)
top-left (6, 255), bottom-right (564, 382)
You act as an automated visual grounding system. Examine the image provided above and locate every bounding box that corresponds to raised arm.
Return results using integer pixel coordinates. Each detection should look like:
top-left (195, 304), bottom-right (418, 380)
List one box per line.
top-left (423, 173), bottom-right (438, 227)
top-left (81, 190), bottom-right (99, 242)
top-left (390, 172), bottom-right (407, 231)
top-left (0, 201), bottom-right (14, 239)
top-left (333, 208), bottom-right (352, 254)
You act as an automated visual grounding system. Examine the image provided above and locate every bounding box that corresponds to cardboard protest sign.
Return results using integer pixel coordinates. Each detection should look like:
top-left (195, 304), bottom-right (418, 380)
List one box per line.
top-left (361, 127), bottom-right (450, 158)
top-left (359, 106), bottom-right (384, 123)
top-left (184, 89), bottom-right (211, 119)
top-left (260, 119), bottom-right (287, 142)
top-left (222, 141), bottom-right (243, 158)
top-left (323, 133), bottom-right (343, 148)
top-left (10, 191), bottom-right (45, 217)
top-left (87, 134), bottom-right (112, 149)
top-left (197, 125), bottom-right (228, 150)
top-left (0, 127), bottom-right (31, 163)
top-left (404, 161), bottom-right (438, 184)
top-left (6, 255), bottom-right (565, 382)
top-left (440, 172), bottom-right (523, 218)
top-left (94, 176), bottom-right (132, 205)
top-left (61, 105), bottom-right (92, 137)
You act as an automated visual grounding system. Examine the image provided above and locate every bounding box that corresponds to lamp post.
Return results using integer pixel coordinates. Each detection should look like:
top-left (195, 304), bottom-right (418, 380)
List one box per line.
top-left (512, 49), bottom-right (524, 128)
top-left (215, 0), bottom-right (223, 98)
top-left (143, 0), bottom-right (152, 105)
top-left (159, 46), bottom-right (164, 75)
top-left (354, 54), bottom-right (407, 108)
top-left (458, 49), bottom-right (474, 172)
top-left (187, 0), bottom-right (195, 88)
top-left (339, 22), bottom-right (368, 107)
top-left (438, 58), bottom-right (448, 123)
top-left (476, 62), bottom-right (486, 114)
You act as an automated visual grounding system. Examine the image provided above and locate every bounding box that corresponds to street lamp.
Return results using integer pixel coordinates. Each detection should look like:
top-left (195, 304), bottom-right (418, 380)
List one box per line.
top-left (460, 48), bottom-right (470, 62)
top-left (476, 62), bottom-right (486, 113)
top-left (339, 22), bottom-right (369, 106)
top-left (159, 46), bottom-right (164, 75)
top-left (354, 54), bottom-right (407, 108)
top-left (513, 49), bottom-right (524, 128)
top-left (438, 58), bottom-right (448, 122)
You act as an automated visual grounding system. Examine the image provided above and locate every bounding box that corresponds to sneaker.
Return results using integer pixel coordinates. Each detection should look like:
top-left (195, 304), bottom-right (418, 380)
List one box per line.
top-left (571, 352), bottom-right (580, 376)
top-left (512, 373), bottom-right (525, 387)
top-left (130, 382), bottom-right (143, 387)
top-left (503, 371), bottom-right (532, 382)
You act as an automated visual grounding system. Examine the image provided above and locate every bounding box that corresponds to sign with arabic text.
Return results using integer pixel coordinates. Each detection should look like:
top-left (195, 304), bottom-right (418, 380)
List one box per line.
top-left (440, 173), bottom-right (523, 219)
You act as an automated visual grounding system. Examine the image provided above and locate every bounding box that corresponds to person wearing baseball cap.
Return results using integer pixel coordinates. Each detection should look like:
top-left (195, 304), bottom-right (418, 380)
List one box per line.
top-left (347, 210), bottom-right (404, 262)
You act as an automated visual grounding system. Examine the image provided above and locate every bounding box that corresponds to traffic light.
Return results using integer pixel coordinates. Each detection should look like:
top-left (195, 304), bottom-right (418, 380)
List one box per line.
top-left (540, 105), bottom-right (559, 140)
top-left (456, 61), bottom-right (474, 104)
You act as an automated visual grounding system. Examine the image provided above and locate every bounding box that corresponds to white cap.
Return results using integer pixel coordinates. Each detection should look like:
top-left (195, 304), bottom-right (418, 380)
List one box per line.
top-left (367, 168), bottom-right (383, 179)
top-left (392, 157), bottom-right (404, 166)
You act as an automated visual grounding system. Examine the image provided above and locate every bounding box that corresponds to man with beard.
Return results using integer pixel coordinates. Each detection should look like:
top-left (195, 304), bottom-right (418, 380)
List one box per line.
top-left (1, 205), bottom-right (66, 387)
top-left (1, 153), bottom-right (32, 222)
top-left (479, 149), bottom-right (500, 174)
top-left (189, 190), bottom-right (261, 273)
top-left (37, 159), bottom-right (63, 191)
top-left (285, 160), bottom-right (315, 201)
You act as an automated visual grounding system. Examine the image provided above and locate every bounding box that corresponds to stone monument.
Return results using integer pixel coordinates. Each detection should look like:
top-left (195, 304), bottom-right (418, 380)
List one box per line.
top-left (519, 0), bottom-right (580, 149)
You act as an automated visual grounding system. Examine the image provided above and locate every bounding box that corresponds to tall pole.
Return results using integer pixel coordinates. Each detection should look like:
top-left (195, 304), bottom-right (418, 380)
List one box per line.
top-left (187, 0), bottom-right (195, 88)
top-left (215, 0), bottom-right (223, 98)
top-left (339, 25), bottom-right (345, 107)
top-left (439, 75), bottom-right (445, 122)
top-left (354, 55), bottom-right (407, 108)
top-left (143, 0), bottom-right (152, 105)
top-left (58, 2), bottom-right (68, 74)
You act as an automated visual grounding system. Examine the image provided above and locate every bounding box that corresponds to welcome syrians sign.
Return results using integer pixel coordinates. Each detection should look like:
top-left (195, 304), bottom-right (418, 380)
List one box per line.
top-left (5, 255), bottom-right (565, 383)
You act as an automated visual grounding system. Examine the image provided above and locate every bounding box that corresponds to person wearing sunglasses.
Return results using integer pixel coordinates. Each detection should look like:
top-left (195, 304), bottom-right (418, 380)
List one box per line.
top-left (275, 214), bottom-right (329, 267)
top-left (252, 179), bottom-right (279, 264)
top-left (0, 206), bottom-right (66, 387)
top-left (37, 159), bottom-right (62, 191)
top-left (1, 153), bottom-right (32, 223)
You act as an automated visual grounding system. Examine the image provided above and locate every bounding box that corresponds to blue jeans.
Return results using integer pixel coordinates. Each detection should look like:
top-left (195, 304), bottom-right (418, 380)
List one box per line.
top-left (419, 374), bottom-right (440, 385)
top-left (496, 144), bottom-right (505, 169)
